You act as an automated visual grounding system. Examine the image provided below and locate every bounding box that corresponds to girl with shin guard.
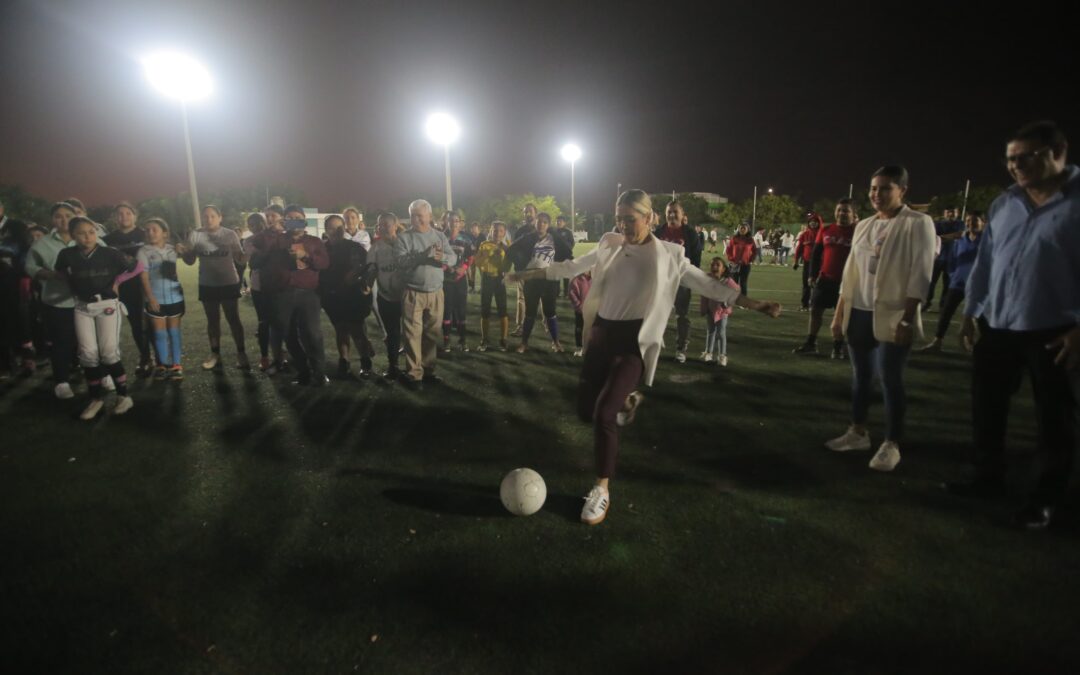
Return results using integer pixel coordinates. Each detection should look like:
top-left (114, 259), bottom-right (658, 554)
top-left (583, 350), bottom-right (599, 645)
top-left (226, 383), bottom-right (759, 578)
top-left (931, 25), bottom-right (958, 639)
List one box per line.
top-left (138, 218), bottom-right (186, 380)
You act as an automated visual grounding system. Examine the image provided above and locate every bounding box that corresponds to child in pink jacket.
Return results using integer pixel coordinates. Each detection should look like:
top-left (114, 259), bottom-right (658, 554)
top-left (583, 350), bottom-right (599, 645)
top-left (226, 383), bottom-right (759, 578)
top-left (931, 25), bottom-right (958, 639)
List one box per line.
top-left (568, 272), bottom-right (591, 357)
top-left (700, 257), bottom-right (739, 366)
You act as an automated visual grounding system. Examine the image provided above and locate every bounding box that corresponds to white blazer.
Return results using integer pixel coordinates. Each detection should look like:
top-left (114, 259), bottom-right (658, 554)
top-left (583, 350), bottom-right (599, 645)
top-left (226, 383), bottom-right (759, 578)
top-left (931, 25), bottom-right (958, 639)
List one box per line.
top-left (546, 232), bottom-right (740, 386)
top-left (838, 205), bottom-right (936, 342)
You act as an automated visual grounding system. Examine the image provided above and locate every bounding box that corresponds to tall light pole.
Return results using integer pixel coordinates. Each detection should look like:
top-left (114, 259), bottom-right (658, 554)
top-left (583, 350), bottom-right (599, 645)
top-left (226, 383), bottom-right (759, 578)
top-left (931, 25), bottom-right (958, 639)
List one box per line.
top-left (560, 143), bottom-right (582, 230)
top-left (142, 52), bottom-right (212, 230)
top-left (425, 112), bottom-right (461, 212)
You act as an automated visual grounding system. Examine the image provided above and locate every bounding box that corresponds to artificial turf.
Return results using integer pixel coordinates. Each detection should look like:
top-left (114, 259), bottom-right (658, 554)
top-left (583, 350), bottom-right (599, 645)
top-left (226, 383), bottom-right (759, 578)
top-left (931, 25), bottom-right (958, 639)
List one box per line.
top-left (1, 251), bottom-right (1077, 674)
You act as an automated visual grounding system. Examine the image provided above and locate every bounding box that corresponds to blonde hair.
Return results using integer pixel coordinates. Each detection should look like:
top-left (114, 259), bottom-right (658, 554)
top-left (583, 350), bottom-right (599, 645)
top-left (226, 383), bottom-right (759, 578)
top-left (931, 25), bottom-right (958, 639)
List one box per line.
top-left (616, 189), bottom-right (652, 216)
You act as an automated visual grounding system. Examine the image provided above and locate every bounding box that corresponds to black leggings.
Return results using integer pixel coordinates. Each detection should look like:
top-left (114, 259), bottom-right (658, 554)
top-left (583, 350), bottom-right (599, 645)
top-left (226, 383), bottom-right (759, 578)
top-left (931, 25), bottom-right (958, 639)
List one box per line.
top-left (522, 278), bottom-right (558, 341)
top-left (736, 265), bottom-right (751, 296)
top-left (935, 287), bottom-right (966, 340)
top-left (377, 294), bottom-right (402, 369)
top-left (443, 278), bottom-right (468, 340)
top-left (118, 280), bottom-right (149, 362)
top-left (480, 275), bottom-right (507, 318)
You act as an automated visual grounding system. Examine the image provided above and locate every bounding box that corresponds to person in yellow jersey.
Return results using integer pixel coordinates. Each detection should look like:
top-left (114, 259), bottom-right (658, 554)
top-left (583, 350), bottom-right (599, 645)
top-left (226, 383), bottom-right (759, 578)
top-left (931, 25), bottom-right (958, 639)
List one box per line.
top-left (474, 220), bottom-right (511, 352)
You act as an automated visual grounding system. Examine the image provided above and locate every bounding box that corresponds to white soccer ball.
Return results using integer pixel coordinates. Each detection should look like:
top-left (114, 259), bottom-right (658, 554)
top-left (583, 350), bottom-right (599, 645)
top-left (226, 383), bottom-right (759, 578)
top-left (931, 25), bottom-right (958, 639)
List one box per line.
top-left (500, 468), bottom-right (547, 516)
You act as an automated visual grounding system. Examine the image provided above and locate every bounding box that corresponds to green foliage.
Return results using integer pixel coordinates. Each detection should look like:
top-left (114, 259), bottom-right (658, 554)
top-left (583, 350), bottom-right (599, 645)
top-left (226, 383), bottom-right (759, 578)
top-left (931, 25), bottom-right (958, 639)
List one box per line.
top-left (650, 192), bottom-right (711, 227)
top-left (929, 184), bottom-right (1004, 217)
top-left (0, 184), bottom-right (54, 226)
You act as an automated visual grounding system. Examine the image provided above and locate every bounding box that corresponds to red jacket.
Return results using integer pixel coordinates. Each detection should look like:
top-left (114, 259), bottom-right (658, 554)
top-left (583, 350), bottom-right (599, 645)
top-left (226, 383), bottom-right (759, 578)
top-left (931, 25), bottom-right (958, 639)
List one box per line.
top-left (273, 233), bottom-right (329, 290)
top-left (725, 235), bottom-right (756, 265)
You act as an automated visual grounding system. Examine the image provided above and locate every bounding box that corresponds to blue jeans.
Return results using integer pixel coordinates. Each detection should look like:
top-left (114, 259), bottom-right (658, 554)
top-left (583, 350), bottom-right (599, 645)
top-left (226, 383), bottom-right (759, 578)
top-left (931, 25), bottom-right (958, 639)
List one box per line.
top-left (705, 316), bottom-right (728, 357)
top-left (847, 309), bottom-right (911, 441)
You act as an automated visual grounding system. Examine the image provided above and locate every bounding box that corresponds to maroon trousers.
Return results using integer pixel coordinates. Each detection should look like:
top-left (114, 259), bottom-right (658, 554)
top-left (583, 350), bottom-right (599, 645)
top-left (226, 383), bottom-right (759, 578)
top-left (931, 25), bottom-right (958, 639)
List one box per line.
top-left (577, 317), bottom-right (644, 478)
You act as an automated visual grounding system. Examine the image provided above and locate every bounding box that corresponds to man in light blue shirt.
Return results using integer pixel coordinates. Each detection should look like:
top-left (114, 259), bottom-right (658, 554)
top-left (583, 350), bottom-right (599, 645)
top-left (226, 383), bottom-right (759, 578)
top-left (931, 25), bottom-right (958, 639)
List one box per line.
top-left (394, 199), bottom-right (456, 389)
top-left (951, 121), bottom-right (1080, 530)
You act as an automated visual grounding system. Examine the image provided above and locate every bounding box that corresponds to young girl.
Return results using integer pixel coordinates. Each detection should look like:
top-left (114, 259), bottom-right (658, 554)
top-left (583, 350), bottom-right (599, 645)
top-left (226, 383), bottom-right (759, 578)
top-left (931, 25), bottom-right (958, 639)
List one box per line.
top-left (55, 217), bottom-right (141, 419)
top-left (104, 201), bottom-right (151, 375)
top-left (700, 257), bottom-right (739, 366)
top-left (138, 218), bottom-right (186, 380)
top-left (178, 205), bottom-right (248, 370)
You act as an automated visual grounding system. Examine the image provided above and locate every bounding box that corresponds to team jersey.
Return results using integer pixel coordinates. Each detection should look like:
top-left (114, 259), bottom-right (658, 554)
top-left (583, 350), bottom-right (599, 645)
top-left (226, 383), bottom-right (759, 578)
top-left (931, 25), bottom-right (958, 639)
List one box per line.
top-left (474, 240), bottom-right (509, 277)
top-left (526, 233), bottom-right (556, 269)
top-left (814, 223), bottom-right (855, 281)
top-left (795, 228), bottom-right (818, 262)
top-left (55, 244), bottom-right (136, 302)
top-left (136, 244), bottom-right (184, 305)
top-left (445, 232), bottom-right (474, 281)
top-left (187, 227), bottom-right (243, 286)
top-left (103, 228), bottom-right (146, 259)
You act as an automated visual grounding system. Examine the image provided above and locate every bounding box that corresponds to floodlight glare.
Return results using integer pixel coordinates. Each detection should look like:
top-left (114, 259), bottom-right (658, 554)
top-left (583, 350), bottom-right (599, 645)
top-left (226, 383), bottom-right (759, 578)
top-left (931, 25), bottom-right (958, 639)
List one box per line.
top-left (142, 51), bottom-right (212, 101)
top-left (561, 143), bottom-right (582, 163)
top-left (425, 113), bottom-right (461, 146)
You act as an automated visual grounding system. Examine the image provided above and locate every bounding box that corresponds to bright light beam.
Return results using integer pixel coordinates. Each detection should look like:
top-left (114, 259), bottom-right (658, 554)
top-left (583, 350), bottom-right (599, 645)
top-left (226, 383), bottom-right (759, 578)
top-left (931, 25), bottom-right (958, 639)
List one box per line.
top-left (142, 51), bottom-right (212, 102)
top-left (425, 112), bottom-right (461, 146)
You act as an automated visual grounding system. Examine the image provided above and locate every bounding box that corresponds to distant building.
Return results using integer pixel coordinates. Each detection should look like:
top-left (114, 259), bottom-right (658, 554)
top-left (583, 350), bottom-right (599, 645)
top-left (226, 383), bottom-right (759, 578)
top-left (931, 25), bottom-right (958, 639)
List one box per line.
top-left (691, 192), bottom-right (729, 219)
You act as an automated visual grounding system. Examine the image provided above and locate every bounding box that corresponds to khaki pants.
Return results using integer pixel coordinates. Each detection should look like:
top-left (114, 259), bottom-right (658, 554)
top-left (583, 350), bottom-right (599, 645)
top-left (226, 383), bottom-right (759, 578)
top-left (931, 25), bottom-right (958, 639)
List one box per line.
top-left (514, 280), bottom-right (526, 330)
top-left (402, 288), bottom-right (444, 381)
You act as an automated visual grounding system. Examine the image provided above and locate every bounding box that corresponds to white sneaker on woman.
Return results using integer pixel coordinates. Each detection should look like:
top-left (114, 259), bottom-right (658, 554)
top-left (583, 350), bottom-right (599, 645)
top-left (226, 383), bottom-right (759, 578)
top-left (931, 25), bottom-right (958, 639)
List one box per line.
top-left (80, 399), bottom-right (104, 420)
top-left (702, 352), bottom-right (713, 363)
top-left (581, 485), bottom-right (610, 525)
top-left (824, 426), bottom-right (871, 452)
top-left (718, 355), bottom-right (728, 367)
top-left (869, 441), bottom-right (901, 472)
top-left (114, 395), bottom-right (134, 415)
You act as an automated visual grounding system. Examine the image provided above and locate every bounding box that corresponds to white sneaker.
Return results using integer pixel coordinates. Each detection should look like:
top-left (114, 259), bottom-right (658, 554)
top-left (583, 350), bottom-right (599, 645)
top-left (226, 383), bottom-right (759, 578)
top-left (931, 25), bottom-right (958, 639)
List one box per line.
top-left (718, 355), bottom-right (728, 367)
top-left (202, 353), bottom-right (220, 370)
top-left (824, 426), bottom-right (871, 452)
top-left (869, 441), bottom-right (901, 472)
top-left (80, 399), bottom-right (104, 420)
top-left (702, 352), bottom-right (713, 363)
top-left (54, 382), bottom-right (74, 400)
top-left (573, 349), bottom-right (583, 357)
top-left (114, 395), bottom-right (134, 415)
top-left (580, 485), bottom-right (610, 526)
top-left (101, 375), bottom-right (115, 391)
top-left (615, 391), bottom-right (645, 427)
top-left (675, 351), bottom-right (687, 363)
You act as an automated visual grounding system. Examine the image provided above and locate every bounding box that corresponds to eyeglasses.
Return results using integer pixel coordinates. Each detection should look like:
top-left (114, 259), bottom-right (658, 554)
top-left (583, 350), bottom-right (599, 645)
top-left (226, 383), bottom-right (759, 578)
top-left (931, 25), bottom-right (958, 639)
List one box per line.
top-left (1003, 147), bottom-right (1049, 166)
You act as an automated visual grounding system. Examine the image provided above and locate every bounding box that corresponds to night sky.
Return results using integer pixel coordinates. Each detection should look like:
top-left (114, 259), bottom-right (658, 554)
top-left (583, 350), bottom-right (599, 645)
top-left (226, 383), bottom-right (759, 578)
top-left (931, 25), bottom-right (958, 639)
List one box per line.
top-left (1, 0), bottom-right (1076, 214)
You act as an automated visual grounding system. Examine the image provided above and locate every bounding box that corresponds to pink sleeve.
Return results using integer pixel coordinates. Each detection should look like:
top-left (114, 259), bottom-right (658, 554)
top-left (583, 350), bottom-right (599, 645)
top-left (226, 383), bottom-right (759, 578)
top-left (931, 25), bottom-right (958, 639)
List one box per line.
top-left (115, 261), bottom-right (145, 286)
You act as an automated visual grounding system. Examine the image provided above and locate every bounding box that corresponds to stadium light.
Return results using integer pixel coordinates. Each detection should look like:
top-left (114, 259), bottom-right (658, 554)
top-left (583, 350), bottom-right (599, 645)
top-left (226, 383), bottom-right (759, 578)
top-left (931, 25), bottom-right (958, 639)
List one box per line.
top-left (142, 51), bottom-right (212, 229)
top-left (560, 144), bottom-right (582, 230)
top-left (425, 112), bottom-right (461, 211)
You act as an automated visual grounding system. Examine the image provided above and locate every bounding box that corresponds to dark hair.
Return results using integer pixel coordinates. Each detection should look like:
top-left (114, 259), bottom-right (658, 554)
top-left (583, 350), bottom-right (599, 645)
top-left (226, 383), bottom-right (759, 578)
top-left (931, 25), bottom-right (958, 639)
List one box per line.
top-left (64, 197), bottom-right (85, 211)
top-left (967, 210), bottom-right (985, 219)
top-left (284, 203), bottom-right (305, 217)
top-left (376, 210), bottom-right (398, 222)
top-left (324, 214), bottom-right (345, 227)
top-left (29, 224), bottom-right (48, 236)
top-left (837, 198), bottom-right (855, 206)
top-left (1010, 120), bottom-right (1067, 155)
top-left (555, 215), bottom-right (567, 223)
top-left (246, 212), bottom-right (266, 234)
top-left (537, 212), bottom-right (551, 224)
top-left (0, 219), bottom-right (29, 246)
top-left (114, 201), bottom-right (138, 216)
top-left (67, 215), bottom-right (97, 233)
top-left (50, 201), bottom-right (77, 216)
top-left (264, 204), bottom-right (285, 216)
top-left (871, 165), bottom-right (909, 188)
top-left (201, 204), bottom-right (222, 217)
top-left (144, 217), bottom-right (170, 233)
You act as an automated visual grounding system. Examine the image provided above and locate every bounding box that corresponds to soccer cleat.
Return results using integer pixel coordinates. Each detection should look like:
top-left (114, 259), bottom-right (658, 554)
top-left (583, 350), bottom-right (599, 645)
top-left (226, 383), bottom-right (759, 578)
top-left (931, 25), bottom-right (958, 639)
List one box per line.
top-left (615, 391), bottom-right (645, 427)
top-left (792, 342), bottom-right (817, 355)
top-left (80, 399), bottom-right (104, 420)
top-left (499, 341), bottom-right (508, 352)
top-left (869, 441), bottom-right (901, 472)
top-left (718, 355), bottom-right (728, 366)
top-left (259, 356), bottom-right (271, 371)
top-left (54, 382), bottom-right (75, 400)
top-left (675, 351), bottom-right (687, 364)
top-left (459, 341), bottom-right (470, 353)
top-left (201, 353), bottom-right (221, 370)
top-left (573, 348), bottom-right (583, 357)
top-left (825, 426), bottom-right (871, 452)
top-left (581, 485), bottom-right (611, 526)
top-left (113, 395), bottom-right (134, 415)
top-left (516, 343), bottom-right (528, 354)
top-left (169, 365), bottom-right (184, 381)
top-left (153, 365), bottom-right (169, 381)
top-left (476, 342), bottom-right (489, 353)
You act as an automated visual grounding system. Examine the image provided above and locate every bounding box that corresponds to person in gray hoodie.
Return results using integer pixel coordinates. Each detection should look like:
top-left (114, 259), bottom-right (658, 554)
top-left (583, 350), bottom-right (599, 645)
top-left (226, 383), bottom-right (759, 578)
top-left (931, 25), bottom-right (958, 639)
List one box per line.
top-left (393, 199), bottom-right (457, 390)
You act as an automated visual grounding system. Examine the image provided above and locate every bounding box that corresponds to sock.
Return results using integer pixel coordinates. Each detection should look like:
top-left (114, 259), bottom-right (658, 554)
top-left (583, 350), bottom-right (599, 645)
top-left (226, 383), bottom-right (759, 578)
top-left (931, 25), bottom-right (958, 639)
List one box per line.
top-left (168, 327), bottom-right (183, 366)
top-left (546, 317), bottom-right (559, 342)
top-left (442, 320), bottom-right (451, 340)
top-left (500, 317), bottom-right (509, 342)
top-left (153, 330), bottom-right (171, 366)
top-left (105, 362), bottom-right (128, 395)
top-left (85, 365), bottom-right (104, 399)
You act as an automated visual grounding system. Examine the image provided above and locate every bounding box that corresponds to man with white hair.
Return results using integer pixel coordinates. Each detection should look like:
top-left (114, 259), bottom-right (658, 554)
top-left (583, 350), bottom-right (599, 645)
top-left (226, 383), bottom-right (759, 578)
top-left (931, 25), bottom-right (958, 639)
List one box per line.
top-left (394, 199), bottom-right (457, 390)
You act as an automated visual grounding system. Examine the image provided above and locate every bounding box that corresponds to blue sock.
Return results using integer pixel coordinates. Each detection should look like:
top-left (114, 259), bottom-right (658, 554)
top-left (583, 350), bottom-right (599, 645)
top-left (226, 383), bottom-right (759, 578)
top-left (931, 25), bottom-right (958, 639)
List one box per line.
top-left (168, 327), bottom-right (183, 366)
top-left (546, 317), bottom-right (559, 342)
top-left (153, 330), bottom-right (170, 366)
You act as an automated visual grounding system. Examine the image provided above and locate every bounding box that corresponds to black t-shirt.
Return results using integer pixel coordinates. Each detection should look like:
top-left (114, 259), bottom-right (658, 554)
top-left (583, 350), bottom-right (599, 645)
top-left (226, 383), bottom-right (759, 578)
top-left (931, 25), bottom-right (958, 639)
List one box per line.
top-left (320, 239), bottom-right (368, 293)
top-left (445, 232), bottom-right (475, 282)
top-left (55, 245), bottom-right (136, 302)
top-left (103, 228), bottom-right (146, 258)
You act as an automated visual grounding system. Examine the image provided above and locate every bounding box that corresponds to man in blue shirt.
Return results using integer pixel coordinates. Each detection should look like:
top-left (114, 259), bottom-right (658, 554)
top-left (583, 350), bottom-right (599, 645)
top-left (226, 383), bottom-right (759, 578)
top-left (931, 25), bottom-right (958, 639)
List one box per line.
top-left (926, 208), bottom-right (964, 311)
top-left (950, 121), bottom-right (1080, 530)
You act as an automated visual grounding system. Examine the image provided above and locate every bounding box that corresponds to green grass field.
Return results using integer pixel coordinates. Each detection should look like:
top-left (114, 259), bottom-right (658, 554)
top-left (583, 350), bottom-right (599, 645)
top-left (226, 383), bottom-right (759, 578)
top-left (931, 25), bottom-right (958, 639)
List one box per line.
top-left (2, 251), bottom-right (1077, 674)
